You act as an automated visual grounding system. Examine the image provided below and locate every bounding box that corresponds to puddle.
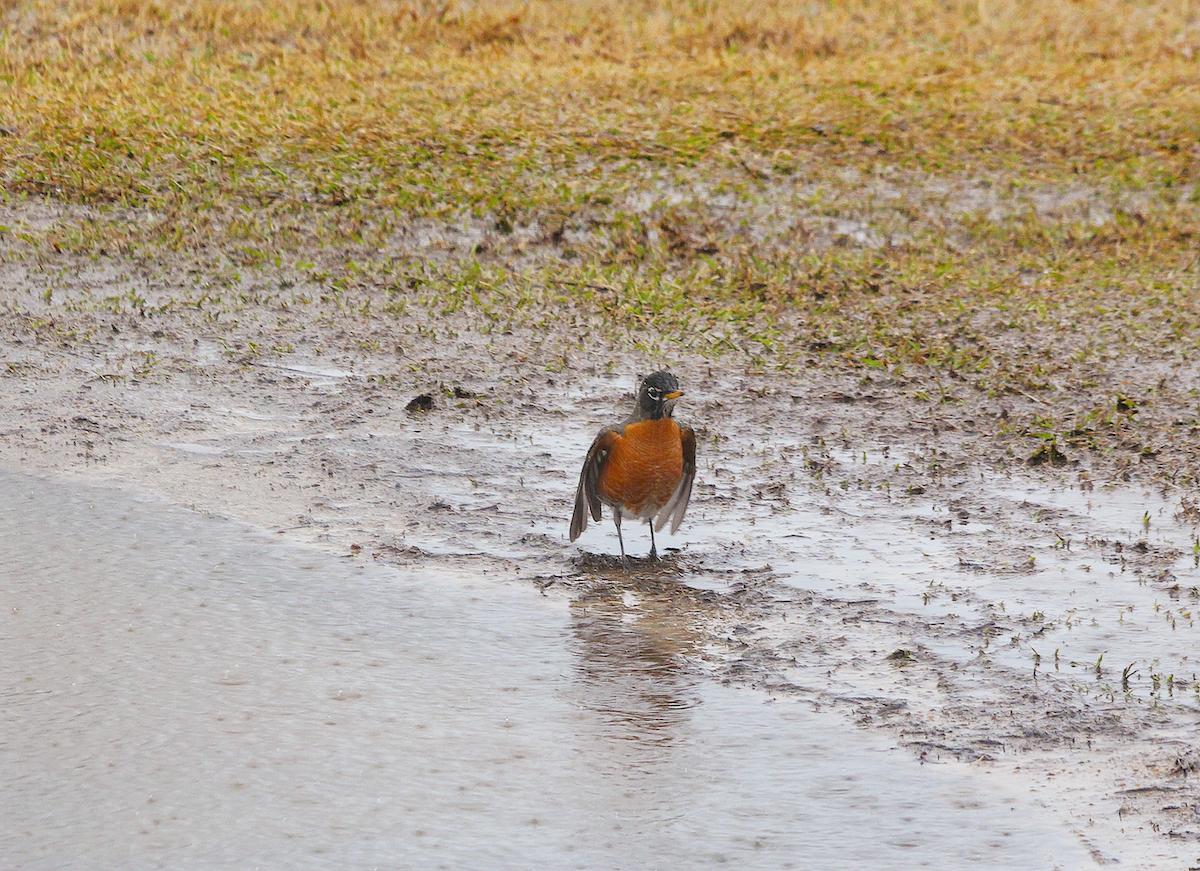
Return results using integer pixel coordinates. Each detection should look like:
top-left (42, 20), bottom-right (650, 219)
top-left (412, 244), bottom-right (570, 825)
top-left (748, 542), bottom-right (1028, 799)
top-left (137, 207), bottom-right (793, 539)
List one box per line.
top-left (0, 469), bottom-right (1095, 869)
top-left (143, 370), bottom-right (1200, 724)
top-left (632, 437), bottom-right (1200, 711)
top-left (975, 477), bottom-right (1200, 703)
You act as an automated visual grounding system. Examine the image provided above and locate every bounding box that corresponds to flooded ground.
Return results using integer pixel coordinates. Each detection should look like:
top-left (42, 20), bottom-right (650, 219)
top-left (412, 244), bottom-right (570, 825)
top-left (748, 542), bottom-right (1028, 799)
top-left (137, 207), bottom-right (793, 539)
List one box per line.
top-left (1, 469), bottom-right (1098, 869)
top-left (2, 327), bottom-right (1200, 867)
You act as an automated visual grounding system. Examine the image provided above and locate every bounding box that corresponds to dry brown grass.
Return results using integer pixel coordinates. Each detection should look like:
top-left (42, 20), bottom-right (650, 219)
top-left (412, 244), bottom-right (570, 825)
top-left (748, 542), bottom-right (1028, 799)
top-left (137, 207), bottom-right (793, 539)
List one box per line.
top-left (2, 0), bottom-right (1197, 213)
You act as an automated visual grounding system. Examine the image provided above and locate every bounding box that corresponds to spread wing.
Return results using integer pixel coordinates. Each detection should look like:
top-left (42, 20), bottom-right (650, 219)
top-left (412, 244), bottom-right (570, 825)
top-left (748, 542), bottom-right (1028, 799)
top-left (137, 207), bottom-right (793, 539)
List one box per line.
top-left (654, 424), bottom-right (696, 534)
top-left (570, 427), bottom-right (620, 541)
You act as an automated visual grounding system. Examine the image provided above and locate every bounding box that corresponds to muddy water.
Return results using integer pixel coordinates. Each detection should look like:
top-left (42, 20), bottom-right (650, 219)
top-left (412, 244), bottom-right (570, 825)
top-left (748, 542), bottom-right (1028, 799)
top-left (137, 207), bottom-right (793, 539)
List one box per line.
top-left (976, 477), bottom-right (1200, 687)
top-left (0, 470), bottom-right (1095, 869)
top-left (570, 428), bottom-right (1200, 707)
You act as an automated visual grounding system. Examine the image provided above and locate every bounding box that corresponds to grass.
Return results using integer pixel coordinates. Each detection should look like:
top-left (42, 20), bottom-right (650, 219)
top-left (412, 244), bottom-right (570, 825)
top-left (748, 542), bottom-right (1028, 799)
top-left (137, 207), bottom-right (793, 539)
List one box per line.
top-left (3, 3), bottom-right (1196, 219)
top-left (2, 0), bottom-right (1200, 474)
top-left (3, 0), bottom-right (1197, 222)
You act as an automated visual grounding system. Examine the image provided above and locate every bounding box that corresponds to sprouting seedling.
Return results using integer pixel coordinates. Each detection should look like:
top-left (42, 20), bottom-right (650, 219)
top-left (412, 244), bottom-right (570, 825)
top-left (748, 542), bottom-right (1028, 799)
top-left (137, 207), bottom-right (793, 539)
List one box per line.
top-left (1095, 653), bottom-right (1105, 677)
top-left (1122, 662), bottom-right (1138, 691)
top-left (1054, 648), bottom-right (1061, 670)
top-left (1142, 511), bottom-right (1151, 532)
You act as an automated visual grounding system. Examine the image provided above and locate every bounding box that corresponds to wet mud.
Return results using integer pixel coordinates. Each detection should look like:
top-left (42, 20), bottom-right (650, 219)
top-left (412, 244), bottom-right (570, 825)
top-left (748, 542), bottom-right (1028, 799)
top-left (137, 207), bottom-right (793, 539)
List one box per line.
top-left (1, 269), bottom-right (1200, 866)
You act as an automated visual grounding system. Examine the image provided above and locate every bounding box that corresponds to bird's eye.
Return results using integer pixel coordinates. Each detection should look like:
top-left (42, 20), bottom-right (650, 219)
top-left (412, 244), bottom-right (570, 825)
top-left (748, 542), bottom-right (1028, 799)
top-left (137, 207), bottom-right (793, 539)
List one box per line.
top-left (647, 387), bottom-right (660, 400)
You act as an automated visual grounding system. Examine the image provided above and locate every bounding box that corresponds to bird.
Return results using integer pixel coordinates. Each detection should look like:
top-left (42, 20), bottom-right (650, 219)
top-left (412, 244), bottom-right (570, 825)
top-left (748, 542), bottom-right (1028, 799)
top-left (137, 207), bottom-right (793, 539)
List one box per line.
top-left (569, 370), bottom-right (697, 564)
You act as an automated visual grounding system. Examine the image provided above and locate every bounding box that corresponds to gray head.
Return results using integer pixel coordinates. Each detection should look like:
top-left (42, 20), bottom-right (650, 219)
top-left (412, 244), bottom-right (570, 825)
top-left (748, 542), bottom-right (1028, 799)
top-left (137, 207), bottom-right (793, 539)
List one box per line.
top-left (633, 370), bottom-right (683, 420)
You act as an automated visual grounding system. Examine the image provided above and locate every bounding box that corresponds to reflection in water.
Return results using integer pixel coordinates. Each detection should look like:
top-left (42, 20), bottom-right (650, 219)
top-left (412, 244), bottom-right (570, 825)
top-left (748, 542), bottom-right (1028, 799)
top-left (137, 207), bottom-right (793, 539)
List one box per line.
top-left (569, 584), bottom-right (702, 748)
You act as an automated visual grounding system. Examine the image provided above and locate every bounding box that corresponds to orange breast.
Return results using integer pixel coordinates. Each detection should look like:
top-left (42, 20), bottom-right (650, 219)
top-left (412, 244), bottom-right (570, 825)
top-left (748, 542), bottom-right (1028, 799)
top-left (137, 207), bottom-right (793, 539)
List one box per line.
top-left (598, 419), bottom-right (684, 516)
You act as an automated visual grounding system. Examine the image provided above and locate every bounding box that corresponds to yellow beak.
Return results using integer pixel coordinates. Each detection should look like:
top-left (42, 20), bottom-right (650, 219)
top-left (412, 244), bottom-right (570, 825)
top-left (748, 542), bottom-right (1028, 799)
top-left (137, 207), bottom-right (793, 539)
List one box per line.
top-left (663, 390), bottom-right (684, 401)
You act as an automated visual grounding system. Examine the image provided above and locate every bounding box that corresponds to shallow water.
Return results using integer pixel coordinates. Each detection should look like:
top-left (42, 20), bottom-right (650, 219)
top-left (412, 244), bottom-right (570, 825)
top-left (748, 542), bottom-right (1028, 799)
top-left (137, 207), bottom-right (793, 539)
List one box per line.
top-left (569, 432), bottom-right (1200, 709)
top-left (0, 469), bottom-right (1094, 869)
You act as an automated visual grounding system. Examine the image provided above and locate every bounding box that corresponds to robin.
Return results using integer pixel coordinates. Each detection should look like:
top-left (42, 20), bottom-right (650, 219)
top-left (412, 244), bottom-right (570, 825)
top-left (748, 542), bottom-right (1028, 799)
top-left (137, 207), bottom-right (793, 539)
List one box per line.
top-left (569, 371), bottom-right (697, 563)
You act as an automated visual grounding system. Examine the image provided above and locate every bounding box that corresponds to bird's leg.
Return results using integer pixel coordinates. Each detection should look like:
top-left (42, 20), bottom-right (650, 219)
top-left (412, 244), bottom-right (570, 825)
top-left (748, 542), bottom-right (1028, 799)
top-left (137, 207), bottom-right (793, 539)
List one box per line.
top-left (648, 522), bottom-right (658, 561)
top-left (614, 510), bottom-right (628, 570)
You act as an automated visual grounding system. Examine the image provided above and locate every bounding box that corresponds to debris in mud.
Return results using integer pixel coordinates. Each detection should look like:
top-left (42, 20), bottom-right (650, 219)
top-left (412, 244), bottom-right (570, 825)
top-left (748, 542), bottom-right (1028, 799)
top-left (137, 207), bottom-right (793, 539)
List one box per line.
top-left (827, 390), bottom-right (877, 404)
top-left (1118, 785), bottom-right (1184, 796)
top-left (372, 542), bottom-right (430, 558)
top-left (1027, 440), bottom-right (1069, 467)
top-left (452, 386), bottom-right (477, 399)
top-left (887, 648), bottom-right (916, 665)
top-left (1171, 754), bottom-right (1200, 777)
top-left (71, 416), bottom-right (101, 432)
top-left (1120, 539), bottom-right (1151, 554)
top-left (405, 393), bottom-right (434, 412)
top-left (1116, 395), bottom-right (1140, 415)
